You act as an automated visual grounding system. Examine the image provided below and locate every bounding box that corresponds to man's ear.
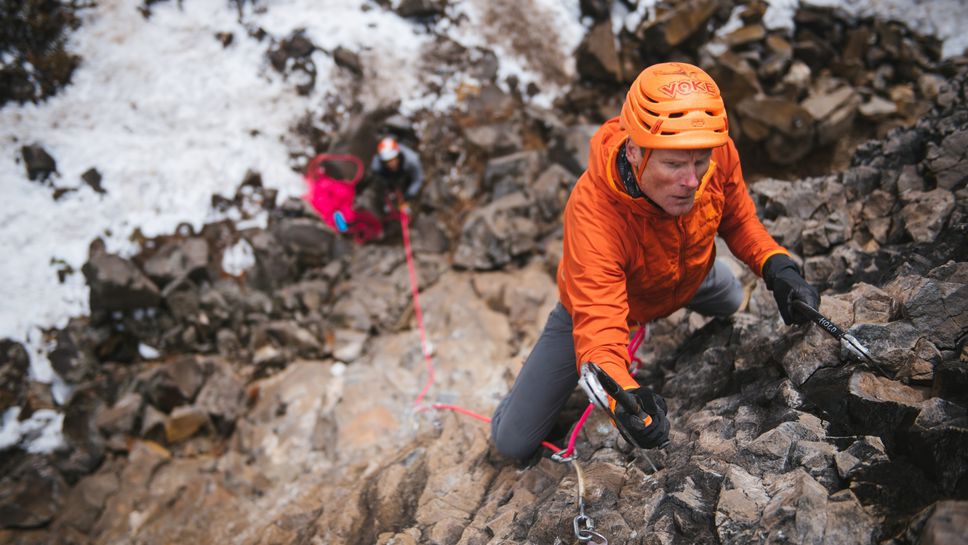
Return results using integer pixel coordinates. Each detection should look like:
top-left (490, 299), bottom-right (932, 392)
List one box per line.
top-left (625, 140), bottom-right (642, 167)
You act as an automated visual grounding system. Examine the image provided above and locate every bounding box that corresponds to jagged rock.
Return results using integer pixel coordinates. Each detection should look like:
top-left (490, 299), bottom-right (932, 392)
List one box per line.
top-left (455, 84), bottom-right (517, 128)
top-left (246, 230), bottom-right (295, 291)
top-left (57, 386), bottom-right (106, 479)
top-left (411, 214), bottom-right (450, 254)
top-left (898, 188), bottom-right (956, 243)
top-left (395, 0), bottom-right (445, 19)
top-left (142, 238), bottom-right (210, 287)
top-left (332, 46), bottom-right (362, 76)
top-left (918, 500), bottom-right (968, 545)
top-left (718, 468), bottom-right (876, 544)
top-left (332, 328), bottom-right (367, 363)
top-left (859, 95), bottom-right (898, 119)
top-left (161, 275), bottom-right (201, 324)
top-left (637, 0), bottom-right (718, 52)
top-left (20, 144), bottom-right (57, 182)
top-left (138, 357), bottom-right (205, 413)
top-left (95, 392), bottom-right (144, 436)
top-left (847, 371), bottom-right (929, 439)
top-left (736, 96), bottom-right (815, 164)
top-left (925, 129), bottom-right (968, 190)
top-left (0, 455), bottom-right (67, 529)
top-left (164, 405), bottom-right (210, 444)
top-left (740, 415), bottom-right (826, 475)
top-left (483, 150), bottom-right (543, 199)
top-left (462, 123), bottom-right (523, 156)
top-left (194, 360), bottom-right (244, 435)
top-left (271, 214), bottom-right (347, 270)
top-left (268, 31), bottom-right (314, 71)
top-left (140, 404), bottom-right (167, 442)
top-left (903, 398), bottom-right (968, 496)
top-left (848, 320), bottom-right (936, 378)
top-left (802, 84), bottom-right (860, 146)
top-left (0, 339), bottom-right (29, 412)
top-left (452, 192), bottom-right (538, 270)
top-left (834, 436), bottom-right (890, 480)
top-left (548, 123), bottom-right (597, 176)
top-left (885, 264), bottom-right (968, 350)
top-left (711, 51), bottom-right (764, 108)
top-left (53, 471), bottom-right (119, 536)
top-left (81, 167), bottom-right (105, 194)
top-left (575, 21), bottom-right (621, 83)
top-left (82, 248), bottom-right (161, 314)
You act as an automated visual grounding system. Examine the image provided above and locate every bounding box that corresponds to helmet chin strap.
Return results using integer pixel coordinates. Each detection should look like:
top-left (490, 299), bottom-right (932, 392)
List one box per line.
top-left (635, 147), bottom-right (651, 182)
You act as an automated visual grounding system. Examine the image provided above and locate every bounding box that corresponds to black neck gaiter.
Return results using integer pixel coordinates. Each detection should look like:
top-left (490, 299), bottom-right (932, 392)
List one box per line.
top-left (616, 143), bottom-right (644, 199)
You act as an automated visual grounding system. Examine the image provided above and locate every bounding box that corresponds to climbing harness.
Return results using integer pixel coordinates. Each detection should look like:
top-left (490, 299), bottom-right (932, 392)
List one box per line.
top-left (791, 299), bottom-right (892, 377)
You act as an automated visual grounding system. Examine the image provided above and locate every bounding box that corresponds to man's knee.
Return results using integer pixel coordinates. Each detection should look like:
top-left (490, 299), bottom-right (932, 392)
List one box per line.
top-left (491, 420), bottom-right (538, 462)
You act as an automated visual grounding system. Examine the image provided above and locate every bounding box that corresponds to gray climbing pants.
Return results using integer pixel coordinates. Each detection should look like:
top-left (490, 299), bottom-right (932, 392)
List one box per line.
top-left (490, 258), bottom-right (743, 460)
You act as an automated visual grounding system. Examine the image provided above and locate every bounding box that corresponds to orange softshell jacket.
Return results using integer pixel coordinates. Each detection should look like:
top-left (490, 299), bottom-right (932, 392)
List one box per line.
top-left (557, 118), bottom-right (788, 389)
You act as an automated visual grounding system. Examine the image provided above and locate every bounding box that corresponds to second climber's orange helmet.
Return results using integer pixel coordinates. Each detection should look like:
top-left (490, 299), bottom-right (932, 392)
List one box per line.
top-left (621, 62), bottom-right (729, 150)
top-left (377, 137), bottom-right (401, 162)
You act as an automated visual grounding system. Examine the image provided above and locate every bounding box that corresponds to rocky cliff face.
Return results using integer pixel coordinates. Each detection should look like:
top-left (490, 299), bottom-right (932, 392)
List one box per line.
top-left (2, 4), bottom-right (968, 545)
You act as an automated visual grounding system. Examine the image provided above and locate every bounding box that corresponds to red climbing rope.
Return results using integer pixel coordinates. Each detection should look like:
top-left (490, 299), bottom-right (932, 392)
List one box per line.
top-left (400, 208), bottom-right (436, 407)
top-left (400, 205), bottom-right (647, 458)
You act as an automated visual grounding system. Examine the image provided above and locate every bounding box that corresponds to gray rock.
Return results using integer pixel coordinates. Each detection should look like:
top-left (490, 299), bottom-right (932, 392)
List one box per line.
top-left (905, 398), bottom-right (968, 496)
top-left (898, 188), bottom-right (956, 243)
top-left (847, 370), bottom-right (928, 438)
top-left (918, 500), bottom-right (968, 545)
top-left (138, 357), bottom-right (205, 412)
top-left (0, 456), bottom-right (66, 529)
top-left (0, 339), bottom-right (29, 412)
top-left (395, 0), bottom-right (445, 18)
top-left (53, 471), bottom-right (119, 535)
top-left (82, 249), bottom-right (161, 314)
top-left (575, 21), bottom-right (621, 83)
top-left (452, 192), bottom-right (536, 270)
top-left (194, 360), bottom-right (244, 435)
top-left (95, 392), bottom-right (144, 436)
top-left (834, 436), bottom-right (889, 480)
top-left (142, 238), bottom-right (210, 287)
top-left (20, 144), bottom-right (57, 182)
top-left (483, 150), bottom-right (543, 200)
top-left (462, 123), bottom-right (523, 156)
top-left (925, 129), bottom-right (968, 190)
top-left (715, 465), bottom-right (770, 545)
top-left (332, 46), bottom-right (362, 76)
top-left (885, 269), bottom-right (968, 350)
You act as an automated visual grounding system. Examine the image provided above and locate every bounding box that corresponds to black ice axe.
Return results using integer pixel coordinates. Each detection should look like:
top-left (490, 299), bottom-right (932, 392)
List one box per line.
top-left (791, 299), bottom-right (891, 377)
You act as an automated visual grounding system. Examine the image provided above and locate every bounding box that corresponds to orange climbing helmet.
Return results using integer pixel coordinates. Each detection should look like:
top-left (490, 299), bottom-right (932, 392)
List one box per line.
top-left (620, 62), bottom-right (729, 150)
top-left (377, 137), bottom-right (400, 161)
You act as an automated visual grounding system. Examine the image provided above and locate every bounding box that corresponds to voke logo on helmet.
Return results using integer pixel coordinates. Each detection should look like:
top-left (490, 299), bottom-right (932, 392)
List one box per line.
top-left (658, 79), bottom-right (717, 99)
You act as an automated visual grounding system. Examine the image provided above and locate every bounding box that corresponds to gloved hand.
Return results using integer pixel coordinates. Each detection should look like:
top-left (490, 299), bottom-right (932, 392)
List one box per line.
top-left (611, 386), bottom-right (670, 449)
top-left (762, 254), bottom-right (820, 325)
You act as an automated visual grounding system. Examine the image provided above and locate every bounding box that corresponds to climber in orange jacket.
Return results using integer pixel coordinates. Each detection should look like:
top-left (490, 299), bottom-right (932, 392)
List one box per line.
top-left (491, 62), bottom-right (820, 461)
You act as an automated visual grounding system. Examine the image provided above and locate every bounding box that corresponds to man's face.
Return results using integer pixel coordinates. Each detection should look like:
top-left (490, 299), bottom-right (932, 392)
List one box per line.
top-left (629, 146), bottom-right (712, 216)
top-left (384, 157), bottom-right (401, 171)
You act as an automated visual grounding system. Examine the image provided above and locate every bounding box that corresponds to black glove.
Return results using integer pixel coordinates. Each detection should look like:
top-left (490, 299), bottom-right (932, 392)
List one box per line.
top-left (762, 254), bottom-right (820, 325)
top-left (613, 387), bottom-right (670, 449)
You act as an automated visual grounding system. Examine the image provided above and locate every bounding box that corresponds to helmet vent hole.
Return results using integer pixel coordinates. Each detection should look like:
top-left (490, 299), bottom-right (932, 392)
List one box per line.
top-left (668, 112), bottom-right (684, 119)
top-left (645, 108), bottom-right (660, 117)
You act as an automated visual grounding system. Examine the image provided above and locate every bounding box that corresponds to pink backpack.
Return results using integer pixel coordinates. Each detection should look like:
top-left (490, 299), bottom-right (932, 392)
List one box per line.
top-left (303, 153), bottom-right (383, 243)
